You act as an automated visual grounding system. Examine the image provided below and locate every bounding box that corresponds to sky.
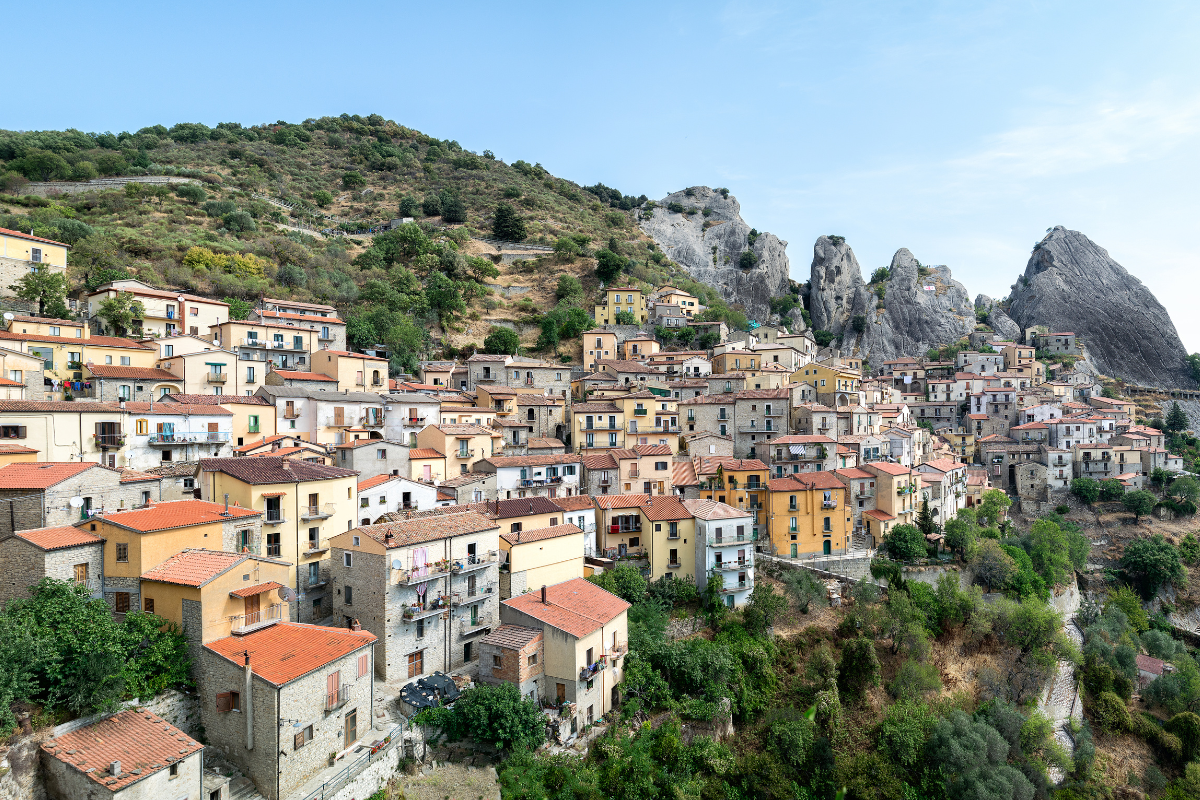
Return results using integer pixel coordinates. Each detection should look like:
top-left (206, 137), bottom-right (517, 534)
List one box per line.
top-left (9, 1), bottom-right (1200, 347)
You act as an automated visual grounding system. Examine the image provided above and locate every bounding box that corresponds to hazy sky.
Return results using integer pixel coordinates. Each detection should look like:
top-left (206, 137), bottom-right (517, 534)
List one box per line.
top-left (11, 1), bottom-right (1200, 347)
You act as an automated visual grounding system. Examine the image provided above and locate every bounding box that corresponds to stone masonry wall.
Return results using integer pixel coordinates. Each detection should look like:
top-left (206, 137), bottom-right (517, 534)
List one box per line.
top-left (0, 258), bottom-right (66, 301)
top-left (197, 653), bottom-right (281, 800)
top-left (0, 472), bottom-right (162, 535)
top-left (0, 538), bottom-right (45, 607)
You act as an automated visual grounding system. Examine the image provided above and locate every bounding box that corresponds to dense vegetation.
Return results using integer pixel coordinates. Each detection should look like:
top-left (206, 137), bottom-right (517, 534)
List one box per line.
top-left (0, 579), bottom-right (190, 731)
top-left (0, 116), bottom-right (761, 372)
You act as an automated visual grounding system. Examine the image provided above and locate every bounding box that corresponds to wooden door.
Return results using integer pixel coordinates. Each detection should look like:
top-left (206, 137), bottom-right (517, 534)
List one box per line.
top-left (334, 407), bottom-right (345, 426)
top-left (556, 683), bottom-right (566, 703)
top-left (245, 593), bottom-right (260, 624)
top-left (208, 422), bottom-right (218, 441)
top-left (344, 709), bottom-right (357, 747)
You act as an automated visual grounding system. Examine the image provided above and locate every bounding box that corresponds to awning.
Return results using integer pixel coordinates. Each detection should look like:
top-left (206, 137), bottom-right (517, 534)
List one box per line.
top-left (230, 581), bottom-right (284, 598)
top-left (261, 491), bottom-right (287, 498)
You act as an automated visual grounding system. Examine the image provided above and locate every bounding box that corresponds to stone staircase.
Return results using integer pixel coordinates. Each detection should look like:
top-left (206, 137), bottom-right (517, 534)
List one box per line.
top-left (1041, 616), bottom-right (1083, 785)
top-left (230, 776), bottom-right (266, 800)
top-left (204, 749), bottom-right (265, 800)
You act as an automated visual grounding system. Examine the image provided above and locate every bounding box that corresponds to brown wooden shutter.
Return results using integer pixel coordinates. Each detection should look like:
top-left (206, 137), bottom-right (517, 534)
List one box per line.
top-left (294, 730), bottom-right (305, 750)
top-left (95, 422), bottom-right (103, 435)
top-left (334, 407), bottom-right (344, 426)
top-left (216, 692), bottom-right (231, 713)
top-left (16, 426), bottom-right (26, 439)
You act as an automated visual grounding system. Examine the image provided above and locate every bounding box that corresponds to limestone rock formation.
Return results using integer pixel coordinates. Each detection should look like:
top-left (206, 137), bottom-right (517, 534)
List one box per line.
top-left (639, 187), bottom-right (789, 321)
top-left (807, 237), bottom-right (976, 366)
top-left (974, 294), bottom-right (1021, 342)
top-left (1007, 226), bottom-right (1192, 387)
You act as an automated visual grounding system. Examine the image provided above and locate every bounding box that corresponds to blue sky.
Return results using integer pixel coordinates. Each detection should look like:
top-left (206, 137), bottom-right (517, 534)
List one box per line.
top-left (11, 1), bottom-right (1200, 348)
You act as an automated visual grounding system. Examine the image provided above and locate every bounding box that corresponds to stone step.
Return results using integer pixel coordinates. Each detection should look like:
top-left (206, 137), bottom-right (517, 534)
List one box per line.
top-left (229, 776), bottom-right (266, 800)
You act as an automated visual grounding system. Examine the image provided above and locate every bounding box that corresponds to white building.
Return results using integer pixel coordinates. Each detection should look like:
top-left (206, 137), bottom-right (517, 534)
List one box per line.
top-left (123, 401), bottom-right (233, 469)
top-left (382, 392), bottom-right (443, 446)
top-left (470, 454), bottom-right (583, 500)
top-left (684, 499), bottom-right (755, 608)
top-left (552, 496), bottom-right (597, 555)
top-left (356, 474), bottom-right (439, 525)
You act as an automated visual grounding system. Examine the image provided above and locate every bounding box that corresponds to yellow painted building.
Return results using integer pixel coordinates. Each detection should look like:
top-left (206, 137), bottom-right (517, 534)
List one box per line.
top-left (640, 495), bottom-right (695, 581)
top-left (311, 349), bottom-right (391, 391)
top-left (416, 424), bottom-right (499, 475)
top-left (0, 228), bottom-right (68, 270)
top-left (594, 286), bottom-right (648, 325)
top-left (694, 457), bottom-right (769, 537)
top-left (197, 457), bottom-right (360, 623)
top-left (0, 344), bottom-right (42, 400)
top-left (861, 461), bottom-right (921, 545)
top-left (571, 401), bottom-right (625, 451)
top-left (655, 287), bottom-right (702, 316)
top-left (618, 391), bottom-right (679, 450)
top-left (582, 329), bottom-right (618, 371)
top-left (766, 472), bottom-right (852, 558)
top-left (621, 336), bottom-right (659, 361)
top-left (499, 523), bottom-right (585, 599)
top-left (0, 442), bottom-right (39, 465)
top-left (139, 549), bottom-right (293, 648)
top-left (711, 351), bottom-right (760, 373)
top-left (0, 322), bottom-right (156, 391)
top-left (0, 400), bottom-right (130, 465)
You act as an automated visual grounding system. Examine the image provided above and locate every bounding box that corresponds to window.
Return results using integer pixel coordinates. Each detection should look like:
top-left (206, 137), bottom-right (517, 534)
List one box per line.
top-left (527, 652), bottom-right (539, 666)
top-left (358, 652), bottom-right (369, 678)
top-left (308, 562), bottom-right (320, 586)
top-left (118, 384), bottom-right (131, 401)
top-left (119, 356), bottom-right (131, 366)
top-left (344, 585), bottom-right (353, 605)
top-left (655, 461), bottom-right (667, 471)
top-left (510, 522), bottom-right (522, 533)
top-left (294, 724), bottom-right (313, 750)
top-left (143, 597), bottom-right (154, 613)
top-left (376, 448), bottom-right (387, 460)
top-left (266, 532), bottom-right (280, 558)
top-left (0, 425), bottom-right (27, 439)
top-left (114, 592), bottom-right (130, 613)
top-left (115, 543), bottom-right (129, 562)
top-left (344, 552), bottom-right (353, 567)
top-left (407, 650), bottom-right (424, 678)
top-left (30, 247), bottom-right (42, 263)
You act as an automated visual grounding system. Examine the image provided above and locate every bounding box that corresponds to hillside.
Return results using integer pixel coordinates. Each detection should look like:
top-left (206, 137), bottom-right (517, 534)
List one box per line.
top-left (0, 116), bottom-right (745, 370)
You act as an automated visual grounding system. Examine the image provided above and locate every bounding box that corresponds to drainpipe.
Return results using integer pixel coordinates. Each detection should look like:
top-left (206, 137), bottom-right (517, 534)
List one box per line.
top-left (244, 650), bottom-right (254, 750)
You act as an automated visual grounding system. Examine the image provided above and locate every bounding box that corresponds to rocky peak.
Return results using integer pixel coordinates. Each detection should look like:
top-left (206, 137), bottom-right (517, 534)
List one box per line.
top-left (1007, 226), bottom-right (1192, 387)
top-left (639, 187), bottom-right (789, 321)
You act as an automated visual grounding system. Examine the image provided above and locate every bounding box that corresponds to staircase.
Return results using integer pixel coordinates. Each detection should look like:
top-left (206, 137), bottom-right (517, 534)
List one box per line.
top-left (204, 749), bottom-right (266, 800)
top-left (230, 776), bottom-right (266, 800)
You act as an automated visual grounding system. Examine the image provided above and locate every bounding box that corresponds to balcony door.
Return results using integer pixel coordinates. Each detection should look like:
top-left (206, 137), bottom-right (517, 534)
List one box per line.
top-left (344, 709), bottom-right (357, 747)
top-left (244, 593), bottom-right (259, 625)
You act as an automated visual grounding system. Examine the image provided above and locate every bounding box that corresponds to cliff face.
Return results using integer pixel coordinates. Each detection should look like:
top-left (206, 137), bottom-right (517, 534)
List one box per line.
top-left (807, 237), bottom-right (976, 365)
top-left (1007, 226), bottom-right (1193, 387)
top-left (639, 187), bottom-right (789, 321)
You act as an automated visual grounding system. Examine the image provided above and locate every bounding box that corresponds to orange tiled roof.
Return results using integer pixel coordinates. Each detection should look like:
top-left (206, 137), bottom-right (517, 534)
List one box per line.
top-left (14, 525), bottom-right (101, 551)
top-left (271, 369), bottom-right (337, 381)
top-left (0, 461), bottom-right (102, 489)
top-left (681, 498), bottom-right (749, 520)
top-left (353, 509), bottom-right (498, 549)
top-left (205, 622), bottom-right (376, 686)
top-left (141, 549), bottom-right (246, 586)
top-left (500, 523), bottom-right (582, 546)
top-left (672, 459), bottom-right (698, 486)
top-left (502, 578), bottom-right (630, 638)
top-left (0, 226), bottom-right (69, 247)
top-left (199, 456), bottom-right (357, 484)
top-left (409, 448), bottom-right (445, 459)
top-left (358, 474), bottom-right (396, 492)
top-left (86, 365), bottom-right (181, 381)
top-left (229, 580), bottom-right (285, 598)
top-left (641, 495), bottom-right (691, 521)
top-left (551, 494), bottom-right (594, 512)
top-left (594, 493), bottom-right (650, 509)
top-left (41, 709), bottom-right (202, 792)
top-left (102, 500), bottom-right (262, 532)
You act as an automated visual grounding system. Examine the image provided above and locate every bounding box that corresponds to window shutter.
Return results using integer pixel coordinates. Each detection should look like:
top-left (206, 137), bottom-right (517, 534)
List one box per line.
top-left (294, 730), bottom-right (305, 750)
top-left (16, 426), bottom-right (26, 439)
top-left (95, 422), bottom-right (103, 435)
top-left (216, 692), bottom-right (231, 713)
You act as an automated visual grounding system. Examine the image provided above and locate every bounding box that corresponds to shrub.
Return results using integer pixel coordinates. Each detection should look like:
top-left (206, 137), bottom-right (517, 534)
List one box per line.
top-left (869, 267), bottom-right (890, 283)
top-left (888, 659), bottom-right (941, 700)
top-left (884, 524), bottom-right (927, 561)
top-left (667, 202), bottom-right (684, 213)
top-left (221, 210), bottom-right (256, 233)
top-left (492, 202), bottom-right (527, 241)
top-left (852, 314), bottom-right (867, 334)
top-left (738, 250), bottom-right (758, 269)
top-left (482, 327), bottom-right (520, 356)
top-left (415, 683), bottom-right (544, 752)
top-left (1071, 477), bottom-right (1100, 504)
top-left (397, 194), bottom-right (418, 216)
top-left (1090, 691), bottom-right (1131, 734)
top-left (312, 190), bottom-right (333, 207)
top-left (1166, 711), bottom-right (1200, 761)
top-left (1122, 489), bottom-right (1157, 520)
top-left (341, 171), bottom-right (365, 189)
top-left (812, 329), bottom-right (835, 347)
top-left (175, 182), bottom-right (206, 204)
top-left (420, 193), bottom-right (442, 216)
top-left (1055, 504), bottom-right (1070, 515)
top-left (182, 246), bottom-right (267, 278)
top-left (1121, 534), bottom-right (1184, 598)
top-left (595, 249), bottom-right (626, 284)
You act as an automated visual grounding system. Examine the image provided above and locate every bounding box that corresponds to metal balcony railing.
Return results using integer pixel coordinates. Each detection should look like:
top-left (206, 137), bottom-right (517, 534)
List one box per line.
top-left (264, 511), bottom-right (286, 525)
top-left (396, 564), bottom-right (451, 585)
top-left (579, 659), bottom-right (606, 681)
top-left (460, 613), bottom-right (494, 635)
top-left (242, 338), bottom-right (265, 347)
top-left (405, 417), bottom-right (426, 425)
top-left (711, 556), bottom-right (754, 571)
top-left (666, 560), bottom-right (682, 569)
top-left (93, 433), bottom-right (126, 448)
top-left (325, 684), bottom-right (350, 712)
top-left (451, 552), bottom-right (496, 574)
top-left (206, 373), bottom-right (227, 384)
top-left (451, 582), bottom-right (497, 605)
top-left (301, 503), bottom-right (336, 521)
top-left (707, 531), bottom-right (757, 546)
top-left (231, 603), bottom-right (282, 634)
top-left (360, 414), bottom-right (384, 427)
top-left (719, 578), bottom-right (753, 593)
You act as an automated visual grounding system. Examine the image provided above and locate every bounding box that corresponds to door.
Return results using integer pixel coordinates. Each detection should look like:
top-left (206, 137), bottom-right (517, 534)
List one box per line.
top-left (245, 593), bottom-right (260, 625)
top-left (556, 683), bottom-right (566, 703)
top-left (208, 422), bottom-right (218, 441)
top-left (344, 709), bottom-right (357, 747)
top-left (334, 407), bottom-right (345, 426)
top-left (790, 544), bottom-right (797, 558)
top-left (823, 540), bottom-right (831, 555)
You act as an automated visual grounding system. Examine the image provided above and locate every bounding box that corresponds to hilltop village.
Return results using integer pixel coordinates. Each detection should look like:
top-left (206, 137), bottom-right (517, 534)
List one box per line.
top-left (0, 224), bottom-right (1194, 800)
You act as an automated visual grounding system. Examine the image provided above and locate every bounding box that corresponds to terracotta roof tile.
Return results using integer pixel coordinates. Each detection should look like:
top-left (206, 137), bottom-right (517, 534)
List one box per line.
top-left (199, 456), bottom-right (358, 484)
top-left (501, 523), bottom-right (582, 546)
top-left (229, 580), bottom-right (285, 598)
top-left (594, 493), bottom-right (650, 509)
top-left (204, 622), bottom-right (376, 686)
top-left (358, 475), bottom-right (396, 492)
top-left (14, 525), bottom-right (101, 551)
top-left (86, 365), bottom-right (181, 381)
top-left (0, 226), bottom-right (69, 247)
top-left (140, 549), bottom-right (247, 586)
top-left (681, 498), bottom-right (750, 520)
top-left (0, 331), bottom-right (151, 349)
top-left (0, 400), bottom-right (123, 413)
top-left (41, 709), bottom-right (202, 792)
top-left (409, 448), bottom-right (445, 459)
top-left (103, 500), bottom-right (262, 532)
top-left (0, 442), bottom-right (38, 454)
top-left (528, 437), bottom-right (565, 450)
top-left (502, 578), bottom-right (630, 638)
top-left (163, 393), bottom-right (273, 406)
top-left (864, 461), bottom-right (918, 476)
top-left (0, 461), bottom-right (104, 489)
top-left (474, 496), bottom-right (563, 519)
top-left (696, 457), bottom-right (768, 473)
top-left (768, 472), bottom-right (846, 491)
top-left (672, 460), bottom-right (698, 486)
top-left (551, 494), bottom-right (595, 512)
top-left (864, 509), bottom-right (896, 522)
top-left (480, 624), bottom-right (542, 649)
top-left (478, 454), bottom-right (581, 469)
top-left (352, 510), bottom-right (498, 549)
top-left (640, 495), bottom-right (691, 521)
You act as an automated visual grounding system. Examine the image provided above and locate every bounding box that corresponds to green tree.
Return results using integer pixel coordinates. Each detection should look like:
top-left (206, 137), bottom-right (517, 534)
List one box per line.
top-left (587, 564), bottom-right (647, 604)
top-left (1122, 489), bottom-right (1157, 520)
top-left (927, 710), bottom-right (1036, 800)
top-left (614, 310), bottom-right (636, 325)
top-left (1099, 478), bottom-right (1125, 501)
top-left (943, 510), bottom-right (978, 557)
top-left (492, 202), bottom-right (527, 241)
top-left (222, 297), bottom-right (253, 320)
top-left (553, 237), bottom-right (580, 261)
top-left (1167, 401), bottom-right (1190, 433)
top-left (738, 250), bottom-right (758, 269)
top-left (312, 190), bottom-right (333, 207)
top-left (97, 291), bottom-right (145, 336)
top-left (1169, 476), bottom-right (1199, 506)
top-left (342, 171), bottom-right (365, 189)
top-left (594, 248), bottom-right (626, 284)
top-left (415, 683), bottom-right (544, 751)
top-left (837, 636), bottom-right (882, 699)
top-left (1104, 585), bottom-right (1149, 632)
top-left (916, 499), bottom-right (940, 538)
top-left (885, 523), bottom-right (928, 561)
top-left (8, 264), bottom-right (70, 319)
top-left (972, 539), bottom-right (1018, 592)
top-left (1071, 477), bottom-right (1100, 504)
top-left (11, 149), bottom-right (70, 181)
top-left (976, 489), bottom-right (1012, 528)
top-left (1165, 711), bottom-right (1200, 762)
top-left (742, 582), bottom-right (786, 635)
top-left (175, 183), bottom-right (206, 204)
top-left (1028, 517), bottom-right (1073, 586)
top-left (439, 191), bottom-right (467, 224)
top-left (397, 194), bottom-right (418, 216)
top-left (555, 274), bottom-right (583, 303)
top-left (1121, 533), bottom-right (1184, 598)
top-left (482, 326), bottom-right (520, 356)
top-left (424, 272), bottom-right (465, 326)
top-left (782, 568), bottom-right (826, 614)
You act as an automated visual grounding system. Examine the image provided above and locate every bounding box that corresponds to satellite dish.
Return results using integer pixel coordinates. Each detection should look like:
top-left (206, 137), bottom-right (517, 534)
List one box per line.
top-left (69, 496), bottom-right (84, 508)
top-left (280, 587), bottom-right (296, 602)
top-left (2, 312), bottom-right (13, 321)
top-left (391, 559), bottom-right (403, 571)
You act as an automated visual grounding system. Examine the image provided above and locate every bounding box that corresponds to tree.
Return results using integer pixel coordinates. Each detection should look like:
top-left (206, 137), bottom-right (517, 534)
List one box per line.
top-left (424, 272), bottom-right (465, 326)
top-left (397, 194), bottom-right (418, 216)
top-left (222, 297), bottom-right (253, 320)
top-left (852, 314), bottom-right (867, 334)
top-left (587, 565), bottom-right (647, 604)
top-left (837, 637), bottom-right (882, 699)
top-left (1122, 489), bottom-right (1157, 520)
top-left (440, 192), bottom-right (467, 224)
top-left (175, 183), bottom-right (206, 204)
top-left (885, 524), bottom-right (928, 561)
top-left (927, 710), bottom-right (1036, 800)
top-left (420, 193), bottom-right (442, 216)
top-left (9, 264), bottom-right (70, 319)
top-left (742, 582), bottom-right (786, 635)
top-left (1028, 518), bottom-right (1073, 586)
top-left (492, 203), bottom-right (527, 241)
top-left (1169, 476), bottom-right (1199, 505)
top-left (972, 539), bottom-right (1018, 592)
top-left (414, 683), bottom-right (544, 751)
top-left (554, 237), bottom-right (580, 261)
top-left (11, 149), bottom-right (70, 181)
top-left (976, 489), bottom-right (1012, 528)
top-left (1099, 478), bottom-right (1125, 501)
top-left (1165, 711), bottom-right (1200, 762)
top-left (342, 171), bottom-right (365, 189)
top-left (812, 329), bottom-right (835, 347)
top-left (614, 310), bottom-right (636, 325)
top-left (1167, 401), bottom-right (1190, 433)
top-left (943, 509), bottom-right (977, 557)
top-left (1121, 533), bottom-right (1184, 598)
top-left (916, 500), bottom-right (940, 538)
top-left (1071, 477), bottom-right (1100, 504)
top-left (482, 326), bottom-right (520, 356)
top-left (1104, 585), bottom-right (1149, 632)
top-left (555, 274), bottom-right (583, 303)
top-left (782, 568), bottom-right (825, 613)
top-left (97, 291), bottom-right (145, 336)
top-left (594, 249), bottom-right (625, 284)
top-left (738, 250), bottom-right (758, 269)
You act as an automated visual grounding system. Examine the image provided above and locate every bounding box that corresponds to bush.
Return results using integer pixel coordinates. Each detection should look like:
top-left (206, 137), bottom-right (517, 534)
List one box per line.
top-left (1090, 691), bottom-right (1132, 734)
top-left (1071, 477), bottom-right (1100, 504)
top-left (1121, 534), bottom-right (1184, 598)
top-left (852, 314), bottom-right (867, 334)
top-left (1055, 504), bottom-right (1070, 515)
top-left (174, 182), bottom-right (206, 204)
top-left (888, 659), bottom-right (941, 700)
top-left (869, 267), bottom-right (890, 284)
top-left (1122, 489), bottom-right (1157, 520)
top-left (738, 250), bottom-right (758, 269)
top-left (595, 249), bottom-right (626, 284)
top-left (221, 210), bottom-right (256, 233)
top-left (885, 523), bottom-right (928, 561)
top-left (1099, 478), bottom-right (1125, 501)
top-left (415, 683), bottom-right (544, 751)
top-left (397, 194), bottom-right (418, 216)
top-left (440, 192), bottom-right (467, 224)
top-left (492, 202), bottom-right (527, 241)
top-left (312, 190), bottom-right (333, 207)
top-left (342, 171), bottom-right (365, 189)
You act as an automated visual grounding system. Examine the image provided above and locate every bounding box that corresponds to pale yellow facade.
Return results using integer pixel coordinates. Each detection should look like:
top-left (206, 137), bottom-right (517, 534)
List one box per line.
top-left (0, 405), bottom-right (129, 463)
top-left (417, 426), bottom-right (500, 475)
top-left (140, 557), bottom-right (293, 642)
top-left (311, 349), bottom-right (389, 391)
top-left (0, 231), bottom-right (68, 267)
top-left (156, 348), bottom-right (242, 397)
top-left (594, 287), bottom-right (648, 325)
top-left (501, 530), bottom-right (585, 591)
top-left (88, 281), bottom-right (229, 339)
top-left (646, 515), bottom-right (696, 581)
top-left (93, 517), bottom-right (239, 582)
top-left (0, 346), bottom-right (41, 400)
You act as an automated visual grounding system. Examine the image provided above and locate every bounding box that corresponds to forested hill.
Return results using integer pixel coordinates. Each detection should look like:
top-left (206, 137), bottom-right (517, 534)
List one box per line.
top-left (0, 115), bottom-right (743, 372)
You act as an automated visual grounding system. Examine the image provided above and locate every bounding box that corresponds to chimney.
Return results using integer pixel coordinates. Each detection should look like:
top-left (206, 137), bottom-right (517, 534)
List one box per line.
top-left (351, 618), bottom-right (362, 631)
top-left (540, 585), bottom-right (547, 604)
top-left (110, 760), bottom-right (121, 778)
top-left (223, 493), bottom-right (230, 516)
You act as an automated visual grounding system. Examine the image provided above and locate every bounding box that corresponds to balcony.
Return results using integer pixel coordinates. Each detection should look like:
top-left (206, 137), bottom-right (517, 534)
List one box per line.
top-left (607, 642), bottom-right (628, 658)
top-left (633, 408), bottom-right (648, 416)
top-left (325, 684), bottom-right (350, 712)
top-left (93, 433), bottom-right (126, 448)
top-left (667, 559), bottom-right (682, 569)
top-left (405, 417), bottom-right (426, 426)
top-left (711, 556), bottom-right (754, 571)
top-left (451, 582), bottom-right (496, 605)
top-left (264, 512), bottom-right (287, 526)
top-left (271, 340), bottom-right (302, 351)
top-left (719, 578), bottom-right (753, 594)
top-left (301, 503), bottom-right (336, 521)
top-left (856, 489), bottom-right (875, 498)
top-left (598, 477), bottom-right (612, 486)
top-left (460, 613), bottom-right (494, 636)
top-left (206, 373), bottom-right (227, 384)
top-left (66, 360), bottom-right (83, 370)
top-left (360, 414), bottom-right (384, 428)
top-left (304, 539), bottom-right (329, 556)
top-left (283, 410), bottom-right (301, 419)
top-left (609, 524), bottom-right (642, 534)
top-left (451, 552), bottom-right (496, 574)
top-left (579, 658), bottom-right (607, 681)
top-left (396, 563), bottom-right (451, 585)
top-left (455, 449), bottom-right (475, 460)
top-left (822, 500), bottom-right (838, 509)
top-left (402, 599), bottom-right (448, 621)
top-left (242, 338), bottom-right (266, 348)
top-left (318, 332), bottom-right (335, 341)
top-left (707, 531), bottom-right (757, 546)
top-left (147, 432), bottom-right (232, 445)
top-left (231, 603), bottom-right (282, 635)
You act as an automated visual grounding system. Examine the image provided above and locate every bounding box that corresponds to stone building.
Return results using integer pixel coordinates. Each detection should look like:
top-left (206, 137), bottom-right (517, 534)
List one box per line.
top-left (0, 524), bottom-right (103, 606)
top-left (83, 365), bottom-right (184, 403)
top-left (477, 624), bottom-right (545, 701)
top-left (40, 708), bottom-right (204, 800)
top-left (332, 437), bottom-right (410, 482)
top-left (328, 510), bottom-right (501, 681)
top-left (200, 622), bottom-right (377, 800)
top-left (0, 462), bottom-right (161, 536)
top-left (499, 523), bottom-right (585, 599)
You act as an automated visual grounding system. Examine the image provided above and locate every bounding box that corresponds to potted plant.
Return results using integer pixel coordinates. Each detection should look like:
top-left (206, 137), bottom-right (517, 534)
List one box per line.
top-left (328, 751), bottom-right (337, 766)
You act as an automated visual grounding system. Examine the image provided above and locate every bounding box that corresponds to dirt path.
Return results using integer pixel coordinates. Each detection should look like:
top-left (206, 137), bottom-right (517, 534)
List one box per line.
top-left (388, 762), bottom-right (501, 800)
